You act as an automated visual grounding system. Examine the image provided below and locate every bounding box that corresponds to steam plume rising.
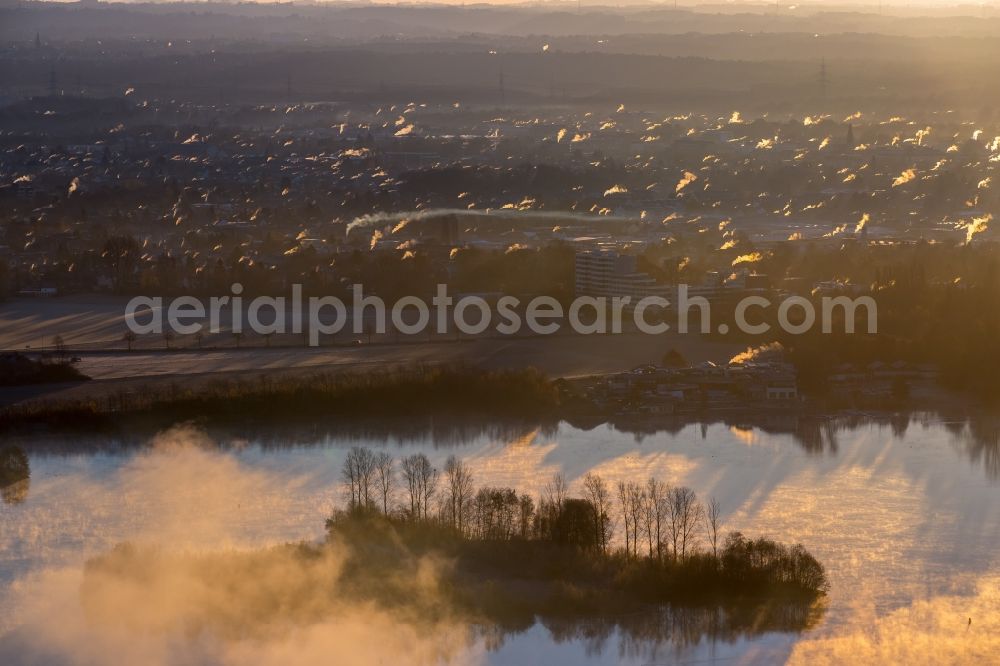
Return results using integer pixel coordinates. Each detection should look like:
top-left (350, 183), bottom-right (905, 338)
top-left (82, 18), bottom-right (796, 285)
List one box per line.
top-left (732, 252), bottom-right (763, 266)
top-left (960, 214), bottom-right (991, 245)
top-left (345, 208), bottom-right (638, 236)
top-left (855, 213), bottom-right (870, 234)
top-left (676, 171), bottom-right (698, 194)
top-left (0, 427), bottom-right (480, 666)
top-left (892, 168), bottom-right (917, 187)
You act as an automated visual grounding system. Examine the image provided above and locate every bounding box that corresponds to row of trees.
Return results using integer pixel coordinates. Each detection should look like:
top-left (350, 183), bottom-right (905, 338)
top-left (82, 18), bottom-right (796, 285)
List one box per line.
top-left (339, 446), bottom-right (722, 560)
top-left (613, 478), bottom-right (721, 561)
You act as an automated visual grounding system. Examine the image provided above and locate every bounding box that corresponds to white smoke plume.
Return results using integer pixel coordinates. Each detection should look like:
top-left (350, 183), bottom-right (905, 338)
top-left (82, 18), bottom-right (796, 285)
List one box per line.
top-left (346, 208), bottom-right (637, 236)
top-left (855, 213), bottom-right (870, 234)
top-left (675, 171), bottom-right (698, 194)
top-left (960, 214), bottom-right (991, 245)
top-left (891, 168), bottom-right (917, 187)
top-left (729, 342), bottom-right (786, 365)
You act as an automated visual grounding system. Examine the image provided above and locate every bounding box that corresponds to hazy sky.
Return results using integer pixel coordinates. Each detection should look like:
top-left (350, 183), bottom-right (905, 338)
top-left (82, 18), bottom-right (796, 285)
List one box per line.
top-left (41, 0), bottom-right (998, 7)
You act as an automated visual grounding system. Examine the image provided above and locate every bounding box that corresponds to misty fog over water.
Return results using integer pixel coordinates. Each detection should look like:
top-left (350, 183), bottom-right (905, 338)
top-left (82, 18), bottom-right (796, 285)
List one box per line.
top-left (1, 419), bottom-right (998, 664)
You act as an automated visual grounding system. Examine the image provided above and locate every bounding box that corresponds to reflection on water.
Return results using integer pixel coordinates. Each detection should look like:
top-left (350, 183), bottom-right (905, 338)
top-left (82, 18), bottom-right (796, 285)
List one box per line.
top-left (4, 404), bottom-right (1000, 489)
top-left (8, 417), bottom-right (557, 456)
top-left (0, 445), bottom-right (29, 505)
top-left (482, 601), bottom-right (825, 658)
top-left (0, 479), bottom-right (28, 506)
top-left (12, 409), bottom-right (1000, 479)
top-left (2, 413), bottom-right (1000, 663)
top-left (957, 415), bottom-right (1000, 480)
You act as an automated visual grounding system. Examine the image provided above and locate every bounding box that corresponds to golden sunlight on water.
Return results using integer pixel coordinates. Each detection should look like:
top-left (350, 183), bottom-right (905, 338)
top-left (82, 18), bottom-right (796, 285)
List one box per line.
top-left (1, 419), bottom-right (998, 664)
top-left (789, 575), bottom-right (1000, 664)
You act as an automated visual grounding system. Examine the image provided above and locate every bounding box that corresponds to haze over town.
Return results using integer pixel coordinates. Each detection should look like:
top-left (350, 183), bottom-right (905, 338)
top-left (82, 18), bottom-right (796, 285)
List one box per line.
top-left (2, 2), bottom-right (1000, 665)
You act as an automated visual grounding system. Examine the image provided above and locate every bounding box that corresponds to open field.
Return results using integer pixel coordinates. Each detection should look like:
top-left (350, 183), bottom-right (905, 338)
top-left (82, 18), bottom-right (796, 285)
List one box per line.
top-left (0, 298), bottom-right (742, 406)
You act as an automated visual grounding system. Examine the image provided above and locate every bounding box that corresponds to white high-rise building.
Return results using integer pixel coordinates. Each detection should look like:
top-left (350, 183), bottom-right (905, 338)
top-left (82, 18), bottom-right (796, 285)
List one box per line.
top-left (574, 251), bottom-right (670, 300)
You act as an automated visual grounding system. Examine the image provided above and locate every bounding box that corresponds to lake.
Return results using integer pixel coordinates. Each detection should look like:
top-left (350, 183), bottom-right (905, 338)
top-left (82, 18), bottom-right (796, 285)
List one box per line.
top-left (1, 415), bottom-right (998, 664)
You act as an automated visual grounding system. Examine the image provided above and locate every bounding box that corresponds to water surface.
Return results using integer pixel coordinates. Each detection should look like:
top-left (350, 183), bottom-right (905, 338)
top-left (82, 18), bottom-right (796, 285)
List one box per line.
top-left (2, 416), bottom-right (998, 663)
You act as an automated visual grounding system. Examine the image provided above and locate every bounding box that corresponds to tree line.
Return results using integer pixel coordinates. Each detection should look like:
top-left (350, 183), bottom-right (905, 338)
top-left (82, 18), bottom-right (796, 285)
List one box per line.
top-left (333, 446), bottom-right (828, 599)
top-left (340, 446), bottom-right (722, 563)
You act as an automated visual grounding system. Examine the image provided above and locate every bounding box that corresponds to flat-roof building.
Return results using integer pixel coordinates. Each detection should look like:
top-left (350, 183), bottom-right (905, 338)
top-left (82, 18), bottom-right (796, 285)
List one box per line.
top-left (574, 250), bottom-right (670, 300)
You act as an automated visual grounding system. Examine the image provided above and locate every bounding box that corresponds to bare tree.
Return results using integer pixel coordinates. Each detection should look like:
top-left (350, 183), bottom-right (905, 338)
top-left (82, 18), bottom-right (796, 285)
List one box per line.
top-left (517, 493), bottom-right (535, 539)
top-left (443, 455), bottom-right (475, 533)
top-left (705, 496), bottom-right (722, 558)
top-left (341, 447), bottom-right (360, 509)
top-left (680, 492), bottom-right (704, 559)
top-left (627, 482), bottom-right (645, 558)
top-left (544, 472), bottom-right (567, 515)
top-left (401, 453), bottom-right (438, 520)
top-left (342, 447), bottom-right (376, 510)
top-left (357, 449), bottom-right (376, 508)
top-left (617, 480), bottom-right (644, 558)
top-left (617, 480), bottom-right (632, 557)
top-left (123, 330), bottom-right (137, 352)
top-left (401, 454), bottom-right (421, 518)
top-left (646, 478), bottom-right (669, 561)
top-left (668, 486), bottom-right (703, 560)
top-left (421, 459), bottom-right (439, 521)
top-left (582, 472), bottom-right (614, 552)
top-left (640, 486), bottom-right (654, 557)
top-left (374, 452), bottom-right (395, 515)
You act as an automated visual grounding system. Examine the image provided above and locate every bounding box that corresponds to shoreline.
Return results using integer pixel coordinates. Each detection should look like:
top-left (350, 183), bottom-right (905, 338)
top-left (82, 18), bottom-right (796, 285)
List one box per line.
top-left (0, 364), bottom-right (991, 447)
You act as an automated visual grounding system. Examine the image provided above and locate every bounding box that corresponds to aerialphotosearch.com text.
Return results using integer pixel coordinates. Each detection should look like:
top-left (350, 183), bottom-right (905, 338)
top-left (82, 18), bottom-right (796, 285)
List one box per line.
top-left (124, 283), bottom-right (878, 346)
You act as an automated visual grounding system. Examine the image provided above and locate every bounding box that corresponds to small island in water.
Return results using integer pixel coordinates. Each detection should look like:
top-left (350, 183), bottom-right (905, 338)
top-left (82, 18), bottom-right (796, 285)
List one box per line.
top-left (323, 509), bottom-right (828, 629)
top-left (81, 447), bottom-right (828, 645)
top-left (326, 451), bottom-right (828, 625)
